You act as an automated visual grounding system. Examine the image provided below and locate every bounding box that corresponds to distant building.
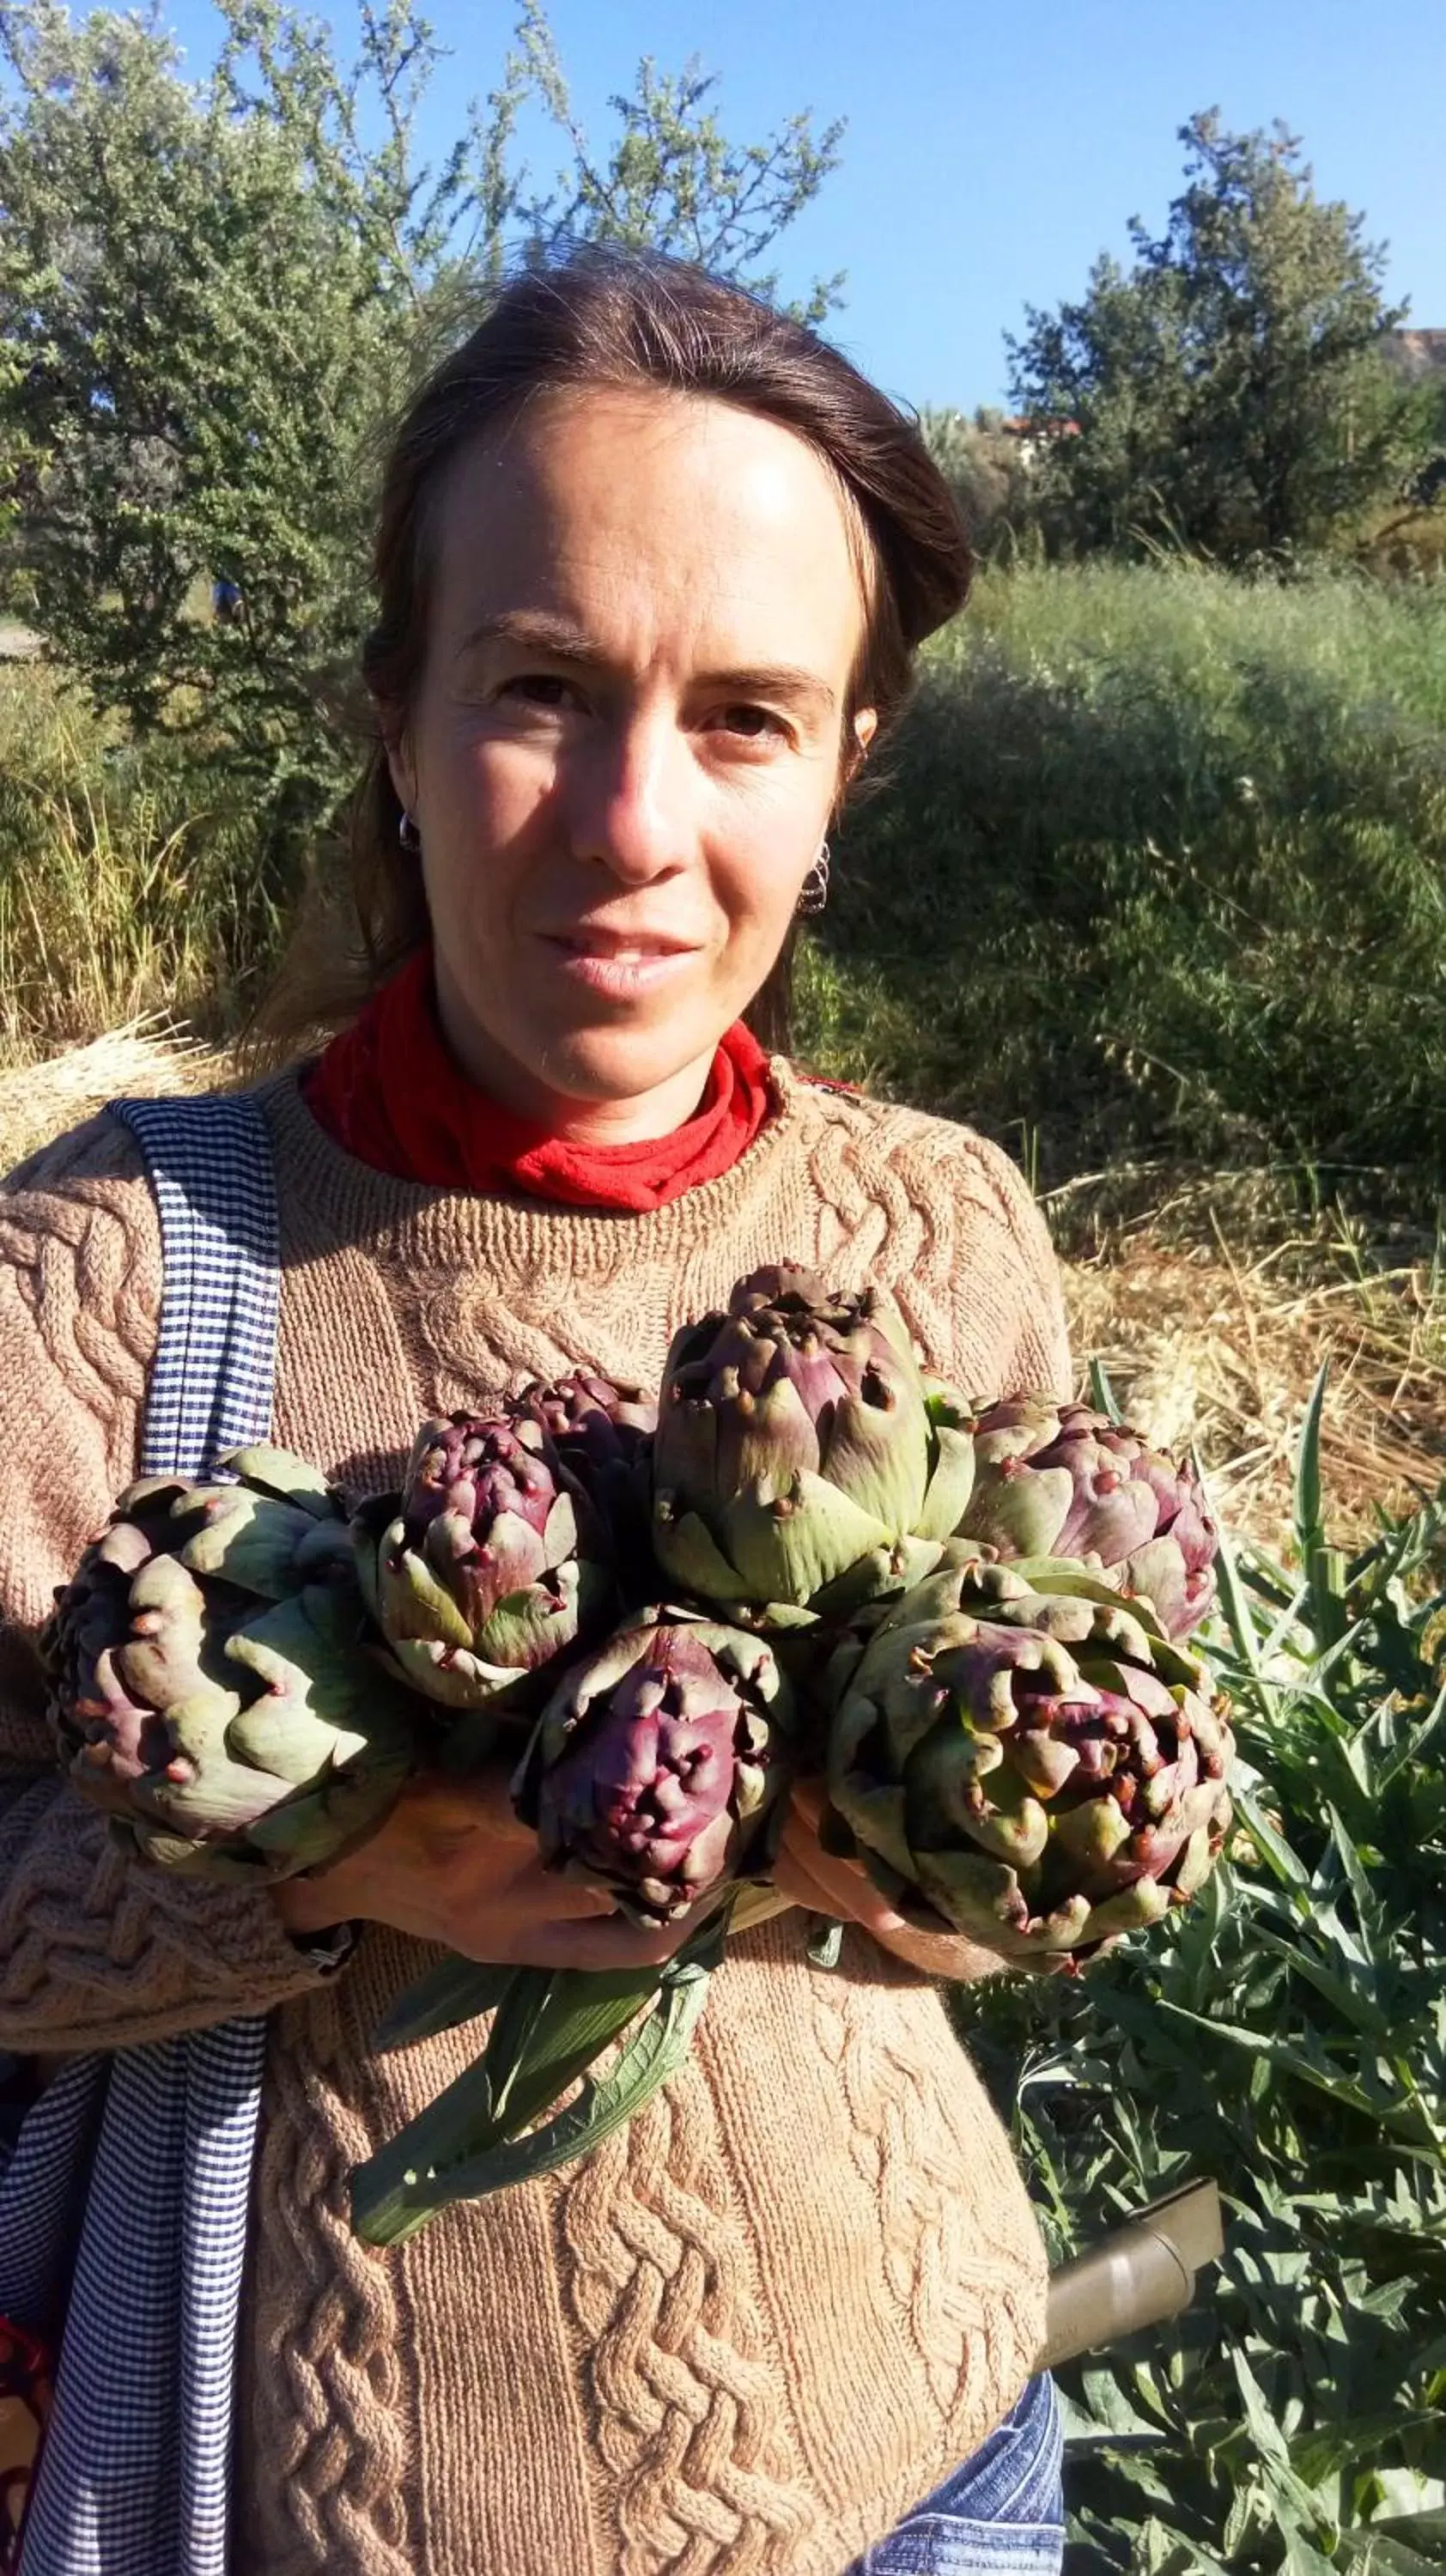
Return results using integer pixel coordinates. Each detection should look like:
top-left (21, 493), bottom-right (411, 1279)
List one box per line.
top-left (999, 416), bottom-right (1082, 468)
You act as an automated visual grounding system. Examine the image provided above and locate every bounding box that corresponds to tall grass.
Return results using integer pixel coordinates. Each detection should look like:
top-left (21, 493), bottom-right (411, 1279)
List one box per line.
top-left (0, 663), bottom-right (283, 1058)
top-left (799, 561), bottom-right (1446, 1212)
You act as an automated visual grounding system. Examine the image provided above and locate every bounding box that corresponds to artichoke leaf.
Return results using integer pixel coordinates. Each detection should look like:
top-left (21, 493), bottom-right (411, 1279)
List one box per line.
top-left (375, 1958), bottom-right (519, 2051)
top-left (221, 1445), bottom-right (345, 1519)
top-left (179, 1492), bottom-right (343, 1599)
top-left (961, 1461), bottom-right (1074, 1558)
top-left (378, 1530), bottom-right (476, 1650)
top-left (723, 1467), bottom-right (896, 1607)
top-left (914, 1413), bottom-right (977, 1544)
top-left (652, 1502), bottom-right (752, 1603)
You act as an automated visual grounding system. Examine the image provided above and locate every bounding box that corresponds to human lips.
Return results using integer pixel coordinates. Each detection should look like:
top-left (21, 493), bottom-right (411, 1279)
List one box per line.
top-left (540, 921), bottom-right (703, 997)
top-left (545, 922), bottom-right (702, 961)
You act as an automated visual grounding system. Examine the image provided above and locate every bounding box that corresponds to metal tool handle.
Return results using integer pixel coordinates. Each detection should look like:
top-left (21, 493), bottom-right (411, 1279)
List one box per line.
top-left (1040, 2178), bottom-right (1224, 2369)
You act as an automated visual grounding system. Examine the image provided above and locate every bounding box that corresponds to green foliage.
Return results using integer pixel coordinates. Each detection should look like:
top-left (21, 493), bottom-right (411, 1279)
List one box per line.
top-left (956, 1405), bottom-right (1446, 2571)
top-left (0, 0), bottom-right (842, 880)
top-left (799, 559), bottom-right (1446, 1212)
top-left (920, 405), bottom-right (1038, 562)
top-left (1006, 112), bottom-right (1435, 563)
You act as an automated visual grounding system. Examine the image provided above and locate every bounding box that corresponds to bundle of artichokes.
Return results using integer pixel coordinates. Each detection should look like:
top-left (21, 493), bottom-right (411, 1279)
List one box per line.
top-left (42, 1264), bottom-right (1236, 2235)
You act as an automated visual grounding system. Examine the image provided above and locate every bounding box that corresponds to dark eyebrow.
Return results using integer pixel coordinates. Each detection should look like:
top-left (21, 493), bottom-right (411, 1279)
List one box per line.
top-left (456, 610), bottom-right (838, 717)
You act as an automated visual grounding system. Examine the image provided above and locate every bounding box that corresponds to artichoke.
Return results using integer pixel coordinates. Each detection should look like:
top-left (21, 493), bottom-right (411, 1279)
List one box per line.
top-left (355, 1413), bottom-right (612, 1716)
top-left (957, 1399), bottom-right (1218, 1639)
top-left (513, 1613), bottom-right (796, 1924)
top-left (43, 1446), bottom-right (418, 1880)
top-left (652, 1264), bottom-right (974, 1628)
top-left (507, 1370), bottom-right (657, 1583)
top-left (827, 1552), bottom-right (1233, 1970)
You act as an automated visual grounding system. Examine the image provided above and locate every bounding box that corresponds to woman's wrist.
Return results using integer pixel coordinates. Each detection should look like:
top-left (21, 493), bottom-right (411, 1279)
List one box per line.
top-left (272, 1860), bottom-right (368, 1941)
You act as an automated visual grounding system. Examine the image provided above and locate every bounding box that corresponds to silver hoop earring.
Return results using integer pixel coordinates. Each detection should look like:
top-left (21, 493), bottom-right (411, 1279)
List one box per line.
top-left (398, 810), bottom-right (422, 854)
top-left (796, 841), bottom-right (830, 918)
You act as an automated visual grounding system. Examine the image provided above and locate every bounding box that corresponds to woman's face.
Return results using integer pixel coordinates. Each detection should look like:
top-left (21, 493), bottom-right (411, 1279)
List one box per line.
top-left (388, 386), bottom-right (877, 1136)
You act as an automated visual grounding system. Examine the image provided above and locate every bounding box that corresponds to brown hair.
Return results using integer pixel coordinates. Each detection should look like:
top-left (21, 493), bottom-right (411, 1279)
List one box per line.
top-left (262, 246), bottom-right (971, 1057)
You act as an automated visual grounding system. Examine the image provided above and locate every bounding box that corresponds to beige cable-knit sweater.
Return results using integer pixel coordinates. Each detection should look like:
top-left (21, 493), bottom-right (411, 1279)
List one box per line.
top-left (0, 1061), bottom-right (1071, 2576)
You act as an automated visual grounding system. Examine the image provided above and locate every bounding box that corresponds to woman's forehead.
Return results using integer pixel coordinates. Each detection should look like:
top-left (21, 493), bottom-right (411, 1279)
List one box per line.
top-left (427, 386), bottom-right (869, 667)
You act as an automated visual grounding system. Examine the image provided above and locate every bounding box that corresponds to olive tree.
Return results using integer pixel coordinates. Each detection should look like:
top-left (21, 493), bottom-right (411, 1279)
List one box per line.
top-left (1006, 111), bottom-right (1433, 563)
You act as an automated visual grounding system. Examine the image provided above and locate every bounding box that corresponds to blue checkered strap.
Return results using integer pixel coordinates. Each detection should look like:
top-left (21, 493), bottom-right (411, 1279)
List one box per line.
top-left (0, 1093), bottom-right (281, 2576)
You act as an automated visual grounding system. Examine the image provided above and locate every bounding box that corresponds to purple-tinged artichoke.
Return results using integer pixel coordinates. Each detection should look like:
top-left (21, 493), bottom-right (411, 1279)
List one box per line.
top-left (652, 1264), bottom-right (974, 1629)
top-left (957, 1400), bottom-right (1219, 1639)
top-left (43, 1449), bottom-right (418, 1880)
top-left (826, 1555), bottom-right (1233, 1971)
top-left (507, 1370), bottom-right (657, 1580)
top-left (513, 1613), bottom-right (796, 1924)
top-left (355, 1414), bottom-right (613, 1715)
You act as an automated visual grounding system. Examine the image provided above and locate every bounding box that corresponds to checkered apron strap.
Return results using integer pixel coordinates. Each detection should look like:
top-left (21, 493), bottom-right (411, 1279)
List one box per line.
top-left (8, 1094), bottom-right (281, 2576)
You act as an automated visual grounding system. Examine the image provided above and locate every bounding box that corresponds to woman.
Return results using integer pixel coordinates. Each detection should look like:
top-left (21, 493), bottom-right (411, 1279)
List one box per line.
top-left (0, 252), bottom-right (1071, 2574)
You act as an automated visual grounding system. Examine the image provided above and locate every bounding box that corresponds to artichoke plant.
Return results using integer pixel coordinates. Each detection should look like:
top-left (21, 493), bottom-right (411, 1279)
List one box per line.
top-left (652, 1265), bottom-right (974, 1628)
top-left (513, 1613), bottom-right (796, 1924)
top-left (43, 1447), bottom-right (418, 1880)
top-left (827, 1552), bottom-right (1234, 1971)
top-left (957, 1399), bottom-right (1218, 1639)
top-left (355, 1413), bottom-right (612, 1717)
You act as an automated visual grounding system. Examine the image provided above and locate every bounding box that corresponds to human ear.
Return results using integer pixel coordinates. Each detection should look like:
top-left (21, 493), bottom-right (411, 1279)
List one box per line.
top-left (384, 731), bottom-right (419, 821)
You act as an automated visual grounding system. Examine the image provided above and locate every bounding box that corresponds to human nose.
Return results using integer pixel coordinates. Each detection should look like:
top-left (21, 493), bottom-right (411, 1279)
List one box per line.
top-left (565, 707), bottom-right (693, 886)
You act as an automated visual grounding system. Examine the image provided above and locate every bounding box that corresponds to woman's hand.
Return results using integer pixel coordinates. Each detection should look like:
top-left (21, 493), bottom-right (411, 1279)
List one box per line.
top-left (272, 1760), bottom-right (696, 1973)
top-left (774, 1781), bottom-right (1007, 1984)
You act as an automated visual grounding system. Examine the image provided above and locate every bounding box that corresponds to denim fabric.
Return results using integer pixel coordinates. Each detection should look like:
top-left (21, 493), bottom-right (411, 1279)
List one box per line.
top-left (844, 2375), bottom-right (1064, 2575)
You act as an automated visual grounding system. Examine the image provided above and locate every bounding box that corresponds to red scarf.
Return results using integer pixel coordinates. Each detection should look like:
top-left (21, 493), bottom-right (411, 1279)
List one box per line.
top-left (302, 947), bottom-right (775, 1212)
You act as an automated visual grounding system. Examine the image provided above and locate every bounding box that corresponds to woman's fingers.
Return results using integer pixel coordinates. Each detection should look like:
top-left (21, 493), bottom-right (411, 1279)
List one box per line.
top-left (513, 1913), bottom-right (696, 1972)
top-left (775, 1809), bottom-right (908, 1935)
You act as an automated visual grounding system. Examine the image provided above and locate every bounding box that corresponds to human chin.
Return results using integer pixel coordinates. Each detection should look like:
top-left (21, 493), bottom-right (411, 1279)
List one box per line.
top-left (532, 1007), bottom-right (720, 1107)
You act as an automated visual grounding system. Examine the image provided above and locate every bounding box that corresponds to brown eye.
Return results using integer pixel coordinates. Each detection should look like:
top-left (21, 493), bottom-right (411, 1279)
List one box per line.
top-left (717, 704), bottom-right (786, 740)
top-left (502, 673), bottom-right (575, 708)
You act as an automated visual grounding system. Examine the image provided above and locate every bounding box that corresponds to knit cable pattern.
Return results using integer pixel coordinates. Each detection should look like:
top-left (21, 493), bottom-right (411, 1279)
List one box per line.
top-left (808, 1953), bottom-right (1044, 2430)
top-left (244, 1979), bottom-right (414, 2576)
top-left (561, 2056), bottom-right (817, 2576)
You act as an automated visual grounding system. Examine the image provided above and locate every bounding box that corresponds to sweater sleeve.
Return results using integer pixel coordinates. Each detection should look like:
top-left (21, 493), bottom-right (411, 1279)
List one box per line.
top-left (0, 1115), bottom-right (347, 2052)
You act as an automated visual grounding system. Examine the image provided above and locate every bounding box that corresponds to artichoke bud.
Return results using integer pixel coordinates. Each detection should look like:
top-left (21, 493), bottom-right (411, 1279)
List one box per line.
top-left (653, 1264), bottom-right (964, 1627)
top-left (44, 1455), bottom-right (418, 1882)
top-left (515, 1612), bottom-right (797, 1926)
top-left (957, 1400), bottom-right (1220, 1641)
top-left (827, 1559), bottom-right (1235, 1972)
top-left (355, 1413), bottom-right (614, 1714)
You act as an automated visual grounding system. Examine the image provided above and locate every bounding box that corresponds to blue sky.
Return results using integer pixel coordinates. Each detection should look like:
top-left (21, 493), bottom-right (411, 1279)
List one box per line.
top-left (167, 0), bottom-right (1446, 414)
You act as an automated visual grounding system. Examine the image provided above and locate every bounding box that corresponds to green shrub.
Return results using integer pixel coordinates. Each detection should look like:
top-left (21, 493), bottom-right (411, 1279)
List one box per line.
top-left (803, 561), bottom-right (1446, 1212)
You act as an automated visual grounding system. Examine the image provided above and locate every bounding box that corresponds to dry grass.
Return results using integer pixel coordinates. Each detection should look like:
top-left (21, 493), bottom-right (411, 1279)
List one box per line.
top-left (0, 1020), bottom-right (227, 1169)
top-left (2, 1029), bottom-right (1442, 1561)
top-left (1060, 1182), bottom-right (1446, 1556)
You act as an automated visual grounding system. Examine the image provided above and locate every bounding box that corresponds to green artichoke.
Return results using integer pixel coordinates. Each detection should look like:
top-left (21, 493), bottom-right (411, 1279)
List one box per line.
top-left (43, 1446), bottom-right (418, 1880)
top-left (355, 1413), bottom-right (612, 1716)
top-left (827, 1552), bottom-right (1234, 1970)
top-left (513, 1613), bottom-right (796, 1924)
top-left (957, 1399), bottom-right (1218, 1639)
top-left (652, 1265), bottom-right (974, 1628)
